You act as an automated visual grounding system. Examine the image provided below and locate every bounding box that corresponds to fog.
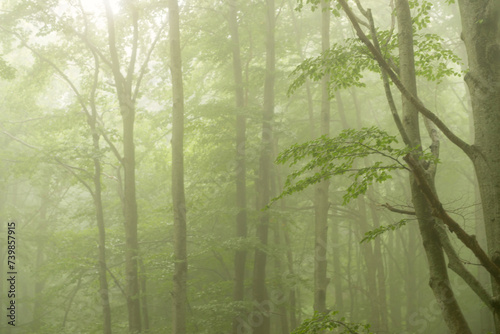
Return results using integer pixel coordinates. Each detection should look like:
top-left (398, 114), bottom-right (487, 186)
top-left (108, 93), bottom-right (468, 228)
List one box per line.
top-left (0, 0), bottom-right (498, 333)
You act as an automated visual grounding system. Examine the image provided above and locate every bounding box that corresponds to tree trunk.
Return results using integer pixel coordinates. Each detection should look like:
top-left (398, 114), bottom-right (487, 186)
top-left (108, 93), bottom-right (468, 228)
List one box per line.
top-left (287, 0), bottom-right (314, 139)
top-left (139, 259), bottom-right (150, 332)
top-left (367, 192), bottom-right (388, 332)
top-left (168, 0), bottom-right (188, 333)
top-left (404, 222), bottom-right (418, 331)
top-left (356, 196), bottom-right (380, 330)
top-left (395, 0), bottom-right (471, 332)
top-left (352, 87), bottom-right (389, 331)
top-left (313, 0), bottom-right (330, 314)
top-left (228, 1), bottom-right (248, 332)
top-left (33, 186), bottom-right (49, 331)
top-left (283, 225), bottom-right (297, 330)
top-left (457, 0), bottom-right (500, 329)
top-left (122, 95), bottom-right (141, 334)
top-left (252, 0), bottom-right (275, 332)
top-left (103, 1), bottom-right (141, 331)
top-left (92, 129), bottom-right (112, 334)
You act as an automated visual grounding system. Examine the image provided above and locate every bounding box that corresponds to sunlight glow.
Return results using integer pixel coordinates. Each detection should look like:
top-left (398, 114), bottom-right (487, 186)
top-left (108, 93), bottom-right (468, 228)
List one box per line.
top-left (81, 0), bottom-right (121, 15)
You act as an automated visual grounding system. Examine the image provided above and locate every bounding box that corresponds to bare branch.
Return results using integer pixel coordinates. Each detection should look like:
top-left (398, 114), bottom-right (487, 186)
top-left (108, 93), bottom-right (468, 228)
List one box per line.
top-left (381, 203), bottom-right (416, 215)
top-left (133, 18), bottom-right (168, 102)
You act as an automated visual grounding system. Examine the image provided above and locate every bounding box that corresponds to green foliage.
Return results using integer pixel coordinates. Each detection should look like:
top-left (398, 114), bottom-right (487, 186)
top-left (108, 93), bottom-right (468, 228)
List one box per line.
top-left (288, 40), bottom-right (368, 96)
top-left (360, 219), bottom-right (408, 243)
top-left (295, 0), bottom-right (342, 16)
top-left (272, 127), bottom-right (414, 206)
top-left (0, 56), bottom-right (15, 79)
top-left (289, 0), bottom-right (462, 97)
top-left (413, 33), bottom-right (462, 82)
top-left (272, 126), bottom-right (438, 206)
top-left (292, 311), bottom-right (373, 334)
top-left (409, 0), bottom-right (433, 31)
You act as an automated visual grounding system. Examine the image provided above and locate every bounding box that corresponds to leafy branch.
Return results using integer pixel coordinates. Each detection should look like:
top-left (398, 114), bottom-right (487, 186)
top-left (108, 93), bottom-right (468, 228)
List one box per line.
top-left (291, 311), bottom-right (372, 334)
top-left (269, 127), bottom-right (435, 207)
top-left (360, 219), bottom-right (408, 244)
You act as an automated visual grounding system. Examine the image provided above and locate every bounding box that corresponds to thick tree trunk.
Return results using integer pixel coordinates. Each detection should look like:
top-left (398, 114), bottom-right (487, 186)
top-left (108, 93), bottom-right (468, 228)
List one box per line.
top-left (228, 1), bottom-right (248, 332)
top-left (395, 0), bottom-right (471, 333)
top-left (168, 0), bottom-right (188, 333)
top-left (457, 0), bottom-right (500, 328)
top-left (404, 222), bottom-right (418, 331)
top-left (252, 0), bottom-right (275, 332)
top-left (313, 0), bottom-right (330, 314)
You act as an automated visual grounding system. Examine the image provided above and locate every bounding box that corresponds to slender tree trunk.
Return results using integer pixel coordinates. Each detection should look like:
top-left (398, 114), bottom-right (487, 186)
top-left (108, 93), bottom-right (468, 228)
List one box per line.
top-left (103, 1), bottom-right (141, 331)
top-left (87, 61), bottom-right (113, 332)
top-left (122, 96), bottom-right (141, 334)
top-left (313, 0), bottom-right (330, 314)
top-left (283, 226), bottom-right (297, 329)
top-left (352, 88), bottom-right (389, 331)
top-left (139, 259), bottom-right (150, 332)
top-left (228, 1), bottom-right (248, 332)
top-left (396, 1), bottom-right (471, 332)
top-left (287, 0), bottom-right (314, 139)
top-left (273, 216), bottom-right (290, 334)
top-left (387, 232), bottom-right (402, 330)
top-left (367, 192), bottom-right (388, 332)
top-left (356, 197), bottom-right (380, 330)
top-left (252, 0), bottom-right (275, 332)
top-left (331, 90), bottom-right (348, 314)
top-left (93, 133), bottom-right (112, 334)
top-left (33, 187), bottom-right (49, 331)
top-left (168, 0), bottom-right (188, 333)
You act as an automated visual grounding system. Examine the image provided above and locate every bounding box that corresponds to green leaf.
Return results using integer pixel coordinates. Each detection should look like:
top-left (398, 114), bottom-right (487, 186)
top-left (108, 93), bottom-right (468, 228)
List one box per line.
top-left (360, 219), bottom-right (408, 243)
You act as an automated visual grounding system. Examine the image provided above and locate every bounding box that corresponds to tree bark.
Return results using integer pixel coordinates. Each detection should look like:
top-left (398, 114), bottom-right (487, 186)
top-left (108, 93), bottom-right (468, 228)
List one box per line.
top-left (252, 0), bottom-right (275, 332)
top-left (457, 0), bottom-right (500, 328)
top-left (313, 0), bottom-right (330, 315)
top-left (168, 0), bottom-right (188, 333)
top-left (103, 1), bottom-right (141, 331)
top-left (91, 112), bottom-right (113, 334)
top-left (33, 186), bottom-right (49, 332)
top-left (394, 1), bottom-right (471, 332)
top-left (228, 1), bottom-right (248, 332)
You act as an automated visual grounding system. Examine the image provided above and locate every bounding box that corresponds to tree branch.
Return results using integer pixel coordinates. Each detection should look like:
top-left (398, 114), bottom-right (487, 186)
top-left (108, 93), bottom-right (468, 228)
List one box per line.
top-left (381, 203), bottom-right (416, 215)
top-left (336, 0), bottom-right (475, 159)
top-left (133, 18), bottom-right (168, 102)
top-left (404, 153), bottom-right (500, 286)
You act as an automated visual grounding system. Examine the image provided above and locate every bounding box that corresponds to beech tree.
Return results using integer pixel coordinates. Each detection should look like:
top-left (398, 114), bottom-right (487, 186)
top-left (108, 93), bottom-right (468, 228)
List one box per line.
top-left (227, 1), bottom-right (248, 332)
top-left (168, 0), bottom-right (188, 332)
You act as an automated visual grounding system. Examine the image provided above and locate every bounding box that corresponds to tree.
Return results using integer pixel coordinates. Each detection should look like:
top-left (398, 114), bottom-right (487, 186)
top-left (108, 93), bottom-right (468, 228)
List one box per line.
top-left (227, 0), bottom-right (248, 331)
top-left (313, 0), bottom-right (330, 315)
top-left (393, 0), bottom-right (470, 332)
top-left (457, 0), bottom-right (500, 327)
top-left (168, 0), bottom-right (188, 332)
top-left (252, 0), bottom-right (275, 332)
